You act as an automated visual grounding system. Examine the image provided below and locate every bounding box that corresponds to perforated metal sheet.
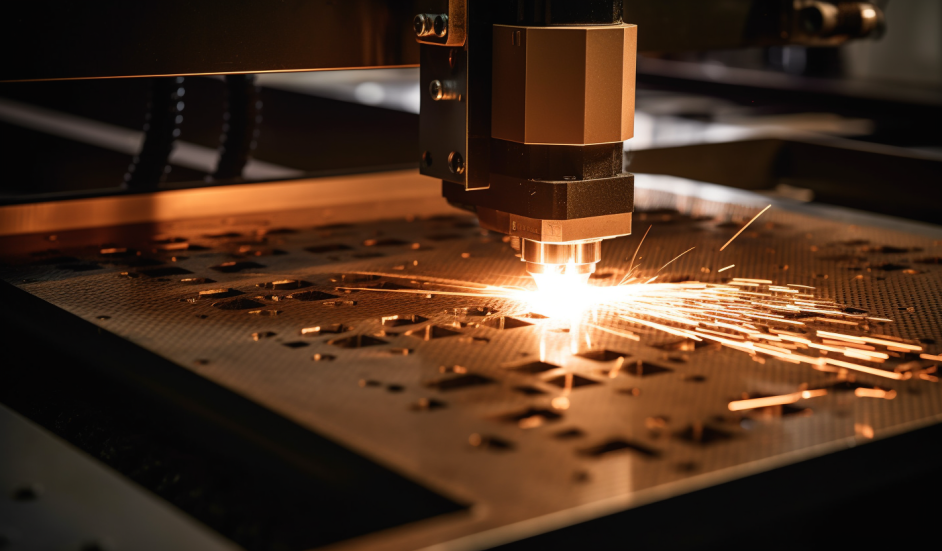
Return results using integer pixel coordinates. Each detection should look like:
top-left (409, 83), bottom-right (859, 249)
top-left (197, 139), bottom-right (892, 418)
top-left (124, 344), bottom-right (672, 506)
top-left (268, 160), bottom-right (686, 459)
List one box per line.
top-left (2, 179), bottom-right (942, 551)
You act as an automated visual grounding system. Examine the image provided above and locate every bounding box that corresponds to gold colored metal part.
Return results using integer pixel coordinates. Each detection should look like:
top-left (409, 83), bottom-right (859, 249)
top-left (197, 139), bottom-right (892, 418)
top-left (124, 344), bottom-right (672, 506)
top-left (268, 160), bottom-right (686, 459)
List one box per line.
top-left (491, 24), bottom-right (637, 145)
top-left (476, 207), bottom-right (632, 243)
top-left (522, 239), bottom-right (601, 282)
top-left (522, 239), bottom-right (601, 266)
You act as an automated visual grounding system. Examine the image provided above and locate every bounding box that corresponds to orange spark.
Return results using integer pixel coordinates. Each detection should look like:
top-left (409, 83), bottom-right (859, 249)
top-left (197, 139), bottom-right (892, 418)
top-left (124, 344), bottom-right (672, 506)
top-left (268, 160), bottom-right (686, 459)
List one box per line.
top-left (657, 247), bottom-right (696, 274)
top-left (855, 388), bottom-right (896, 400)
top-left (626, 224), bottom-right (653, 279)
top-left (587, 324), bottom-right (640, 341)
top-left (608, 356), bottom-right (626, 378)
top-left (719, 204), bottom-right (772, 251)
top-left (728, 389), bottom-right (826, 411)
top-left (344, 259), bottom-right (926, 392)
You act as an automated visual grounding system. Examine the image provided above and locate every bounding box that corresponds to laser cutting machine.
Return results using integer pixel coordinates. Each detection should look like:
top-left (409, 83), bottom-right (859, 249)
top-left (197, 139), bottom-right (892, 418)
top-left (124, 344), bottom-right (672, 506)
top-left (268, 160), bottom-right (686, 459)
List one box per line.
top-left (5, 2), bottom-right (942, 551)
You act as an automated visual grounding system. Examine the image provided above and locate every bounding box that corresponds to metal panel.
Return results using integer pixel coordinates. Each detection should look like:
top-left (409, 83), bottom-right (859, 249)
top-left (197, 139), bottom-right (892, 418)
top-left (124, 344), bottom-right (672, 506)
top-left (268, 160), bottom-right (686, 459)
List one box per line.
top-left (2, 173), bottom-right (942, 549)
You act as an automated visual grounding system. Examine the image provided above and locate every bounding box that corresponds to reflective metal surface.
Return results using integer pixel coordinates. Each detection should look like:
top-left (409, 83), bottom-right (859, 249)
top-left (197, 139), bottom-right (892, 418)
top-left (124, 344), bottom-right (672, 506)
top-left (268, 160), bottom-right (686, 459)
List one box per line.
top-left (521, 239), bottom-right (601, 265)
top-left (2, 172), bottom-right (941, 549)
top-left (476, 208), bottom-right (632, 243)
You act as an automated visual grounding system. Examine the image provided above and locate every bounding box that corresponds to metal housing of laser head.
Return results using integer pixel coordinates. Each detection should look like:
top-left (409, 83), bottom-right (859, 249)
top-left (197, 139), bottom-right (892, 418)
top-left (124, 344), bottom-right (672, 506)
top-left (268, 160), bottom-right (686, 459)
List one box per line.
top-left (418, 1), bottom-right (635, 280)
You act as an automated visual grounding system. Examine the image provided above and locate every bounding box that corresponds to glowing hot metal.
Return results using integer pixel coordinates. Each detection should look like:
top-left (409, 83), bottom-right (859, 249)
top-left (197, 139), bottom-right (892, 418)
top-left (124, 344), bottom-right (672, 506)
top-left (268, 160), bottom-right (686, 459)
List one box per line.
top-left (342, 205), bottom-right (925, 385)
top-left (344, 272), bottom-right (920, 383)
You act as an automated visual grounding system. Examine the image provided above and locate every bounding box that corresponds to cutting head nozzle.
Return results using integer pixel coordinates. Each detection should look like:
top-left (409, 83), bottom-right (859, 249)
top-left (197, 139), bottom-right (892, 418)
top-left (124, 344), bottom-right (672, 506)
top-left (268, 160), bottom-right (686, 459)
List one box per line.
top-left (522, 239), bottom-right (601, 281)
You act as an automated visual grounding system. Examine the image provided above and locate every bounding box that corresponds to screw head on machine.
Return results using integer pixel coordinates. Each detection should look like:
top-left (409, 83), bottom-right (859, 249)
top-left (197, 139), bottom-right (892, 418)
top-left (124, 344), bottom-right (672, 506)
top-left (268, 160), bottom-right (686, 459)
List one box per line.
top-left (429, 80), bottom-right (444, 101)
top-left (448, 151), bottom-right (464, 175)
top-left (413, 14), bottom-right (433, 37)
top-left (429, 80), bottom-right (459, 101)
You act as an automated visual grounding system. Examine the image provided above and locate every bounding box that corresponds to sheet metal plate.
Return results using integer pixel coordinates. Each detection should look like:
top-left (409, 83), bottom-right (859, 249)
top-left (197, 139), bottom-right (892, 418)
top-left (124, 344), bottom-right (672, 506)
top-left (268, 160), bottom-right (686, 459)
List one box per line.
top-left (2, 181), bottom-right (942, 550)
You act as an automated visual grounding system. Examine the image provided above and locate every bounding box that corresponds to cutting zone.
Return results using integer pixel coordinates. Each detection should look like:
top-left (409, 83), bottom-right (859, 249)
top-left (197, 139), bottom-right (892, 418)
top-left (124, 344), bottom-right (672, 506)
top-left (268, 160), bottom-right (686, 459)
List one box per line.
top-left (2, 186), bottom-right (942, 550)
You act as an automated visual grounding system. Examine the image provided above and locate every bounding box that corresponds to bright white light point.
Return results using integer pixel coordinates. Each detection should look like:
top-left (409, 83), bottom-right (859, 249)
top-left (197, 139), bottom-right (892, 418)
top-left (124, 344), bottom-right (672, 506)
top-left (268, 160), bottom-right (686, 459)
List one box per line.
top-left (528, 271), bottom-right (598, 319)
top-left (531, 271), bottom-right (590, 293)
top-left (862, 8), bottom-right (876, 18)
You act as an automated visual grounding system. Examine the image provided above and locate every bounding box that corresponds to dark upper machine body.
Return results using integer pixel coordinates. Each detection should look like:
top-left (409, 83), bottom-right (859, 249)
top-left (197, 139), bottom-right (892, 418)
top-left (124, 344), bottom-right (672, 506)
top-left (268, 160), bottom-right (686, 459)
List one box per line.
top-left (0, 0), bottom-right (886, 279)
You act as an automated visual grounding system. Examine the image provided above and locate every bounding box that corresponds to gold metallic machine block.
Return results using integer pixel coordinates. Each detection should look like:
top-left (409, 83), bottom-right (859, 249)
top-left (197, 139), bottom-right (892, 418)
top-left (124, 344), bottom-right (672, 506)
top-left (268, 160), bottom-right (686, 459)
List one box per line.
top-left (491, 24), bottom-right (637, 146)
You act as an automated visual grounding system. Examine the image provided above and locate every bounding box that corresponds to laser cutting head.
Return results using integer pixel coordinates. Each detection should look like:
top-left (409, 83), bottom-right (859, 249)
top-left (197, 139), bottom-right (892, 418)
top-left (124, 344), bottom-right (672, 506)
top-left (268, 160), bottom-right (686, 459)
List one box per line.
top-left (419, 3), bottom-right (637, 287)
top-left (473, 208), bottom-right (632, 288)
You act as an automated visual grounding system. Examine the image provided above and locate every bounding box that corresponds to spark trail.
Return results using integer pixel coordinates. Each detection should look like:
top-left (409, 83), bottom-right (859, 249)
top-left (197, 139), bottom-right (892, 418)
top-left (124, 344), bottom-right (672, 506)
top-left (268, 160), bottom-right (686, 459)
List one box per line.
top-left (342, 273), bottom-right (924, 381)
top-left (339, 205), bottom-right (930, 383)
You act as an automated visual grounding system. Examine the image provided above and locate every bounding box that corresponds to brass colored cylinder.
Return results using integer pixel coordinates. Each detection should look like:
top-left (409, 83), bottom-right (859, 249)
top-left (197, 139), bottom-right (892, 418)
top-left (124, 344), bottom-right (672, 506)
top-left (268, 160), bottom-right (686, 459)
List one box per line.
top-left (522, 239), bottom-right (601, 265)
